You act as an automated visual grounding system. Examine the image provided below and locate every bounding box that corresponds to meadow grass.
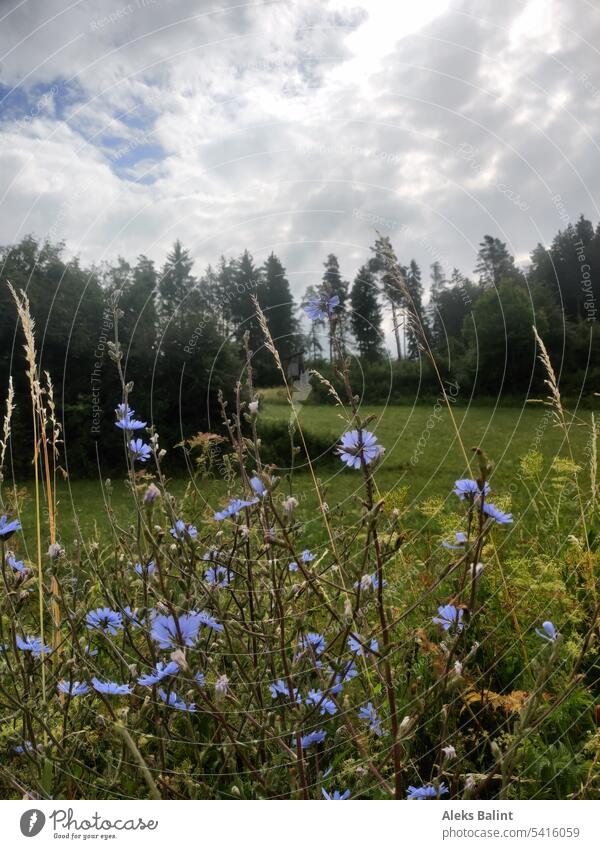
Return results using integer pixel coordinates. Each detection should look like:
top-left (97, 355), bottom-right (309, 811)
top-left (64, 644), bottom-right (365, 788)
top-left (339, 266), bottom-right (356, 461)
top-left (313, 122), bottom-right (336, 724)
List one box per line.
top-left (13, 402), bottom-right (593, 551)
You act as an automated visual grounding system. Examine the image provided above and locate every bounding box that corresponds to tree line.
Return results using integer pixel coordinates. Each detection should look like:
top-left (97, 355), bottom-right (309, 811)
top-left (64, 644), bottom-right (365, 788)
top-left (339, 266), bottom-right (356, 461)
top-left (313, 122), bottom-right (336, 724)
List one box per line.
top-left (1, 213), bottom-right (599, 474)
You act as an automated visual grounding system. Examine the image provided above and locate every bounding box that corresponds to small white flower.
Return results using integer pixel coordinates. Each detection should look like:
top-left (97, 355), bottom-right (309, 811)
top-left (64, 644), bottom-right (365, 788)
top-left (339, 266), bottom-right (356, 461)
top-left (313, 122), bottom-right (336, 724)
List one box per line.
top-left (359, 574), bottom-right (372, 591)
top-left (470, 562), bottom-right (484, 578)
top-left (248, 400), bottom-right (259, 414)
top-left (453, 660), bottom-right (463, 677)
top-left (239, 525), bottom-right (250, 540)
top-left (48, 543), bottom-right (64, 560)
top-left (442, 745), bottom-right (456, 761)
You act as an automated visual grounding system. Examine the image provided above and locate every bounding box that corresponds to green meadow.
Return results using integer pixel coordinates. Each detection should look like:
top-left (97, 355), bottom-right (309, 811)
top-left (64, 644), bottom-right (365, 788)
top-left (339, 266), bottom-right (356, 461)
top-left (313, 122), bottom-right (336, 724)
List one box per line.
top-left (12, 401), bottom-right (593, 552)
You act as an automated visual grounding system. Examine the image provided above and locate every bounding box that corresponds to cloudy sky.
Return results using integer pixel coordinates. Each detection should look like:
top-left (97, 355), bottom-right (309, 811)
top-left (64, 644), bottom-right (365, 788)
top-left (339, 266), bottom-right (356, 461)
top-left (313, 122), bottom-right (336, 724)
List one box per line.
top-left (1, 0), bottom-right (599, 301)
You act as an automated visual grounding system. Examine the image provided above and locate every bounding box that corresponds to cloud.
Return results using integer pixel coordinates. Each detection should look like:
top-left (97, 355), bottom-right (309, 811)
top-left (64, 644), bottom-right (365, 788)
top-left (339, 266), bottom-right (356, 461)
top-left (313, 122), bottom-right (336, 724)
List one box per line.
top-left (1, 0), bottom-right (600, 311)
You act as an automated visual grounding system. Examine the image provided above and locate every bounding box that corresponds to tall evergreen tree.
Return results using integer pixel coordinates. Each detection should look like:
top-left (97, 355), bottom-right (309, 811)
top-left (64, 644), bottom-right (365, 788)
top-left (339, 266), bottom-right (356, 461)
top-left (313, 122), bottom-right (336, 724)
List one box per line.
top-left (119, 255), bottom-right (158, 411)
top-left (261, 253), bottom-right (298, 368)
top-left (475, 235), bottom-right (520, 287)
top-left (350, 265), bottom-right (384, 361)
top-left (322, 254), bottom-right (349, 359)
top-left (369, 235), bottom-right (403, 361)
top-left (405, 259), bottom-right (426, 359)
top-left (157, 240), bottom-right (195, 327)
top-left (430, 268), bottom-right (474, 350)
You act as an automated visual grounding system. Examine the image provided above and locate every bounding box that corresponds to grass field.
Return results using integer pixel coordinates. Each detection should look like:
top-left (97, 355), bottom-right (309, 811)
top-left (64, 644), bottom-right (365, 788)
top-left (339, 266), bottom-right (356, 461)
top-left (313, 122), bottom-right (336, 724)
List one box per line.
top-left (10, 401), bottom-right (594, 552)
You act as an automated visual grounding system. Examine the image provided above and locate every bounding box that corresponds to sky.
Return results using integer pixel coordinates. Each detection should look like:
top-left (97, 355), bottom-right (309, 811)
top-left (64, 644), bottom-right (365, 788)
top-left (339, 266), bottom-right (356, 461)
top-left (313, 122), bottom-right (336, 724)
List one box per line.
top-left (1, 0), bottom-right (600, 307)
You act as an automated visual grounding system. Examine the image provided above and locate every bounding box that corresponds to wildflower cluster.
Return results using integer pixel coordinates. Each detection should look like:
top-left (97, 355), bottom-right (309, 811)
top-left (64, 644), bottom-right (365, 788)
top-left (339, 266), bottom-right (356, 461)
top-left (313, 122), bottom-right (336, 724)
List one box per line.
top-left (0, 290), bottom-right (590, 803)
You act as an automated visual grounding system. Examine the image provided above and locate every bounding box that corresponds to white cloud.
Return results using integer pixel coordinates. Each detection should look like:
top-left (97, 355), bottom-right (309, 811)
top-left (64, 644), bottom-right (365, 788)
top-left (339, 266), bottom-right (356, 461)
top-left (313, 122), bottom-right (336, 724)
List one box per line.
top-left (0, 0), bottom-right (599, 301)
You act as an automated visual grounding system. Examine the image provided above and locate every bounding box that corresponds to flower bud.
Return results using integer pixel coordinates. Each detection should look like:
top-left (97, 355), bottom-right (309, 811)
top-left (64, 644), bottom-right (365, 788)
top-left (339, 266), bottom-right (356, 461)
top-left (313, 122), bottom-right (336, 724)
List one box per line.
top-left (215, 674), bottom-right (229, 698)
top-left (144, 483), bottom-right (160, 504)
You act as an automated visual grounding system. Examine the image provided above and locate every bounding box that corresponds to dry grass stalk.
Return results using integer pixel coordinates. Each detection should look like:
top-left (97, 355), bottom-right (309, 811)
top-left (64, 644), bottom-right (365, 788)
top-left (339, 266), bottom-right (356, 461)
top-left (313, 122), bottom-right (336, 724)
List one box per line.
top-left (0, 377), bottom-right (15, 499)
top-left (533, 324), bottom-right (595, 600)
top-left (7, 282), bottom-right (53, 695)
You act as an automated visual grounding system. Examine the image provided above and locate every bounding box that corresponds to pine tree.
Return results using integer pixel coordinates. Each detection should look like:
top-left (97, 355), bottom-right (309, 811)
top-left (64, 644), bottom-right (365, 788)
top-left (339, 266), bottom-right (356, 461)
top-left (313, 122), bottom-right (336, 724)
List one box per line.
top-left (405, 259), bottom-right (427, 359)
top-left (119, 255), bottom-right (158, 413)
top-left (322, 254), bottom-right (349, 360)
top-left (350, 265), bottom-right (384, 361)
top-left (430, 268), bottom-right (474, 349)
top-left (261, 253), bottom-right (298, 367)
top-left (157, 240), bottom-right (195, 327)
top-left (369, 235), bottom-right (403, 361)
top-left (474, 235), bottom-right (520, 287)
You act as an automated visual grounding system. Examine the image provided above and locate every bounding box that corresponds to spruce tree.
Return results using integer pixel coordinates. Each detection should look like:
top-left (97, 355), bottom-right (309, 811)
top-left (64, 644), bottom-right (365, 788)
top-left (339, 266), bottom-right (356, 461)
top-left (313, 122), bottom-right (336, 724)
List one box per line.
top-left (322, 253), bottom-right (349, 359)
top-left (350, 265), bottom-right (384, 361)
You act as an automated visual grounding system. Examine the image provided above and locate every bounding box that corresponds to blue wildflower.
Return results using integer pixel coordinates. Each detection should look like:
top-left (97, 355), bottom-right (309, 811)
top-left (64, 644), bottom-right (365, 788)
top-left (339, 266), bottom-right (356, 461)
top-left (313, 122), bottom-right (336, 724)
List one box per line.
top-left (322, 788), bottom-right (350, 800)
top-left (57, 680), bottom-right (89, 697)
top-left (299, 730), bottom-right (327, 748)
top-left (432, 604), bottom-right (464, 632)
top-left (483, 503), bottom-right (513, 524)
top-left (12, 741), bottom-right (39, 754)
top-left (348, 634), bottom-right (378, 655)
top-left (306, 689), bottom-right (337, 716)
top-left (354, 572), bottom-right (387, 590)
top-left (453, 479), bottom-right (490, 500)
top-left (535, 620), bottom-right (558, 642)
top-left (304, 294), bottom-right (340, 321)
top-left (358, 702), bottom-right (385, 736)
top-left (91, 677), bottom-right (132, 696)
top-left (169, 520), bottom-right (198, 540)
top-left (442, 531), bottom-right (467, 550)
top-left (214, 498), bottom-right (258, 521)
top-left (115, 403), bottom-right (146, 432)
top-left (249, 476), bottom-right (266, 496)
top-left (134, 560), bottom-right (156, 577)
top-left (298, 632), bottom-right (326, 656)
top-left (340, 659), bottom-right (358, 681)
top-left (7, 554), bottom-right (26, 573)
top-left (338, 430), bottom-right (383, 469)
top-left (204, 564), bottom-right (230, 588)
top-left (16, 636), bottom-right (51, 658)
top-left (0, 515), bottom-right (21, 541)
top-left (137, 661), bottom-right (180, 687)
top-left (196, 610), bottom-right (224, 632)
top-left (151, 612), bottom-right (202, 648)
top-left (194, 672), bottom-right (206, 687)
top-left (270, 679), bottom-right (301, 703)
top-left (407, 783), bottom-right (449, 800)
top-left (288, 561), bottom-right (299, 572)
top-left (129, 438), bottom-right (151, 463)
top-left (301, 549), bottom-right (316, 563)
top-left (85, 607), bottom-right (124, 636)
top-left (158, 688), bottom-right (196, 712)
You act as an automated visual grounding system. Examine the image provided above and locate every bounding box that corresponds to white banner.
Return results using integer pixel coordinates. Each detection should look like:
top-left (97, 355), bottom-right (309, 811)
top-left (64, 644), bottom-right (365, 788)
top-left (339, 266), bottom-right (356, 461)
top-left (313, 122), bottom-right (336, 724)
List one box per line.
top-left (0, 800), bottom-right (598, 848)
